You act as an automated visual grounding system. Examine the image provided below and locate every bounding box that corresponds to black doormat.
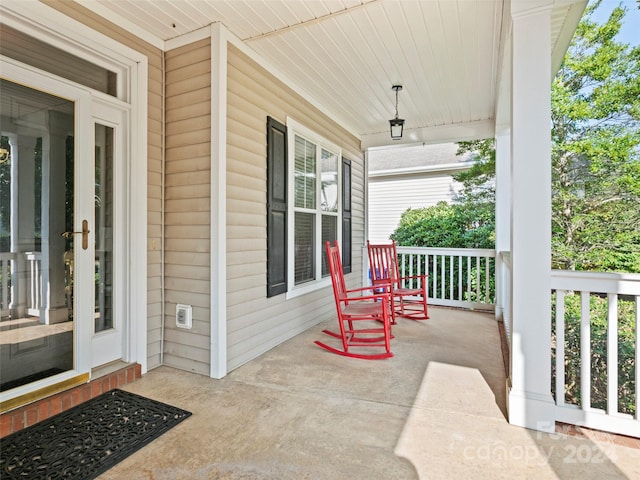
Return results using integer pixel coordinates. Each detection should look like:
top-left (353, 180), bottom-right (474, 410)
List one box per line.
top-left (0, 388), bottom-right (192, 479)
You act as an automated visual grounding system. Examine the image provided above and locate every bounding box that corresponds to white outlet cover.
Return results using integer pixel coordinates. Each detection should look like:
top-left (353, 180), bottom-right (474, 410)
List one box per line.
top-left (176, 304), bottom-right (193, 329)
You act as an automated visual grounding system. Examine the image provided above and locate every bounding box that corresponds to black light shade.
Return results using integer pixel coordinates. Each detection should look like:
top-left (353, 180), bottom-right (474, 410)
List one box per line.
top-left (389, 85), bottom-right (404, 140)
top-left (389, 117), bottom-right (404, 139)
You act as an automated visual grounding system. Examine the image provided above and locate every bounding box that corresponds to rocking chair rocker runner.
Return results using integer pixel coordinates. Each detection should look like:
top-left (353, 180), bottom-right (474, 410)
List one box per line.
top-left (315, 241), bottom-right (394, 360)
top-left (367, 240), bottom-right (429, 322)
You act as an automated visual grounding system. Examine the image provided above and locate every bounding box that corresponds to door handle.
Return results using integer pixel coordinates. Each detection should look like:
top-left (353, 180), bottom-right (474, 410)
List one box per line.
top-left (61, 219), bottom-right (90, 250)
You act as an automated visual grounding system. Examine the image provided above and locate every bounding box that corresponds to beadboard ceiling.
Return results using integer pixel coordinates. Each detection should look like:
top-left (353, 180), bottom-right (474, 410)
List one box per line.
top-left (80, 0), bottom-right (586, 149)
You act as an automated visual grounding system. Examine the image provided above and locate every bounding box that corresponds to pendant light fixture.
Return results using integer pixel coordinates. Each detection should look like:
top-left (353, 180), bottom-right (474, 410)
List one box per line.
top-left (389, 85), bottom-right (405, 140)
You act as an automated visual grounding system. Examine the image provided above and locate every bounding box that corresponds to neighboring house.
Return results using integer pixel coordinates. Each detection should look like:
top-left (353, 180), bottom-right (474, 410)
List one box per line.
top-left (0, 0), bottom-right (605, 439)
top-left (367, 143), bottom-right (476, 243)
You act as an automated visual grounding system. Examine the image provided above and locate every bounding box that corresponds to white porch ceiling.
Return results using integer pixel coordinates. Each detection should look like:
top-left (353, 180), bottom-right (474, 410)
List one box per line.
top-left (80, 0), bottom-right (586, 149)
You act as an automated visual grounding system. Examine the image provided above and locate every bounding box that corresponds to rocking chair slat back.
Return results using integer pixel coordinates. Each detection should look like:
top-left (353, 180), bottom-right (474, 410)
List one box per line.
top-left (367, 240), bottom-right (429, 321)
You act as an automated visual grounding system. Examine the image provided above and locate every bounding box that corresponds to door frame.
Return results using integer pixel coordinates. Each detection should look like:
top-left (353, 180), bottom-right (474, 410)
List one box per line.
top-left (0, 1), bottom-right (148, 408)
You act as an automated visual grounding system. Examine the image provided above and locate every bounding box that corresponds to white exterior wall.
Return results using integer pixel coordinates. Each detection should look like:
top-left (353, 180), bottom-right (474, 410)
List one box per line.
top-left (226, 44), bottom-right (365, 372)
top-left (368, 171), bottom-right (465, 243)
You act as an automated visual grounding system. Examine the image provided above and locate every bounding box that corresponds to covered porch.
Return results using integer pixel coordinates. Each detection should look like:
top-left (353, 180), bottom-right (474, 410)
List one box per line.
top-left (99, 306), bottom-right (639, 479)
top-left (1, 0), bottom-right (638, 452)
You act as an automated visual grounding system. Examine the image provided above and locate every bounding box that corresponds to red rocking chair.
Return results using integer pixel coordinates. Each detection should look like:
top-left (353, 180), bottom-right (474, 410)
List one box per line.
top-left (367, 240), bottom-right (429, 322)
top-left (314, 241), bottom-right (394, 360)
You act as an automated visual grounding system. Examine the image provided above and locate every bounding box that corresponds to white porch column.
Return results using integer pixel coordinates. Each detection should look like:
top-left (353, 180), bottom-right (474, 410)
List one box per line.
top-left (9, 134), bottom-right (36, 318)
top-left (42, 111), bottom-right (73, 324)
top-left (210, 22), bottom-right (228, 379)
top-left (507, 1), bottom-right (556, 432)
top-left (495, 131), bottom-right (511, 325)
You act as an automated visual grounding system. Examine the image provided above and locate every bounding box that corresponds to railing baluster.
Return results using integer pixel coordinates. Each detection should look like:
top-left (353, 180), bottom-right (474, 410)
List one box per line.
top-left (449, 255), bottom-right (453, 300)
top-left (30, 257), bottom-right (36, 310)
top-left (466, 256), bottom-right (471, 302)
top-left (406, 253), bottom-right (414, 288)
top-left (36, 259), bottom-right (41, 310)
top-left (485, 257), bottom-right (490, 303)
top-left (0, 257), bottom-right (7, 315)
top-left (458, 255), bottom-right (462, 301)
top-left (476, 256), bottom-right (481, 302)
top-left (433, 255), bottom-right (438, 300)
top-left (555, 290), bottom-right (566, 406)
top-left (607, 293), bottom-right (618, 415)
top-left (440, 254), bottom-right (445, 299)
top-left (580, 291), bottom-right (591, 410)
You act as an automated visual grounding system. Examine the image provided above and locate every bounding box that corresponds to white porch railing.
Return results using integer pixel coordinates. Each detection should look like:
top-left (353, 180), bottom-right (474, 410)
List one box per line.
top-left (0, 251), bottom-right (43, 318)
top-left (363, 246), bottom-right (496, 311)
top-left (25, 251), bottom-right (43, 316)
top-left (363, 245), bottom-right (639, 437)
top-left (0, 252), bottom-right (14, 317)
top-left (551, 270), bottom-right (640, 438)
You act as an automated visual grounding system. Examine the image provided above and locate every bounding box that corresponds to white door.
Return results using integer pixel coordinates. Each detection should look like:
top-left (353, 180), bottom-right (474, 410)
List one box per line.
top-left (89, 99), bottom-right (128, 368)
top-left (0, 61), bottom-right (130, 400)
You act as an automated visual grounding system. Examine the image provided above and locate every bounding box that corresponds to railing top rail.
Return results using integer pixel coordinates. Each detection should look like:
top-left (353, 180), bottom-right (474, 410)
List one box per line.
top-left (395, 246), bottom-right (496, 257)
top-left (551, 269), bottom-right (640, 295)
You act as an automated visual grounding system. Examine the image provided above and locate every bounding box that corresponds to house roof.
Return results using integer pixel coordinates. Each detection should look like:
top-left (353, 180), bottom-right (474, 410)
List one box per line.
top-left (368, 142), bottom-right (476, 176)
top-left (76, 0), bottom-right (586, 150)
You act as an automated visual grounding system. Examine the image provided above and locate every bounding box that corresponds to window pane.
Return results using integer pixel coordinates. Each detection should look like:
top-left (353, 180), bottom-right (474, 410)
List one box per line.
top-left (295, 212), bottom-right (315, 284)
top-left (95, 124), bottom-right (114, 333)
top-left (0, 24), bottom-right (117, 97)
top-left (294, 135), bottom-right (316, 209)
top-left (321, 216), bottom-right (337, 277)
top-left (320, 149), bottom-right (338, 212)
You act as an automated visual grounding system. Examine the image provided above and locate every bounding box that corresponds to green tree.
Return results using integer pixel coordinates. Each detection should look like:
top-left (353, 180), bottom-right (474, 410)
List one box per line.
top-left (391, 139), bottom-right (496, 250)
top-left (552, 0), bottom-right (640, 272)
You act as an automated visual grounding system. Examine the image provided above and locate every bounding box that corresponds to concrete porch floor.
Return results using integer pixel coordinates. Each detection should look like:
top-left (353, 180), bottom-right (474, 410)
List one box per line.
top-left (103, 307), bottom-right (639, 479)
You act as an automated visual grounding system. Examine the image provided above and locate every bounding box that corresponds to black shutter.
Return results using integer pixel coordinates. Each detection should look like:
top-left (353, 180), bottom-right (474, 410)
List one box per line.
top-left (342, 157), bottom-right (352, 273)
top-left (266, 117), bottom-right (287, 297)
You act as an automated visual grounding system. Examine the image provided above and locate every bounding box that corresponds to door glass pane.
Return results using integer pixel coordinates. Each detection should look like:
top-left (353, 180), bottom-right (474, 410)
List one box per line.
top-left (0, 79), bottom-right (75, 392)
top-left (94, 125), bottom-right (113, 333)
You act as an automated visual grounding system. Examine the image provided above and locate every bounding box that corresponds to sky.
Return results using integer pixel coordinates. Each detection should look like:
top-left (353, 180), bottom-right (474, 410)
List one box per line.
top-left (590, 0), bottom-right (640, 46)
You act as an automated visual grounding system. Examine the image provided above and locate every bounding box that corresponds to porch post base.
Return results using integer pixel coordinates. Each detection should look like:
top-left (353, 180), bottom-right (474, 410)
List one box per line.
top-left (507, 388), bottom-right (556, 433)
top-left (42, 306), bottom-right (70, 325)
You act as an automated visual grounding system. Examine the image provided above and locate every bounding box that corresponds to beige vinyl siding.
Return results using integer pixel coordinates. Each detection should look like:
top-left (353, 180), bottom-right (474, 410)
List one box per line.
top-left (368, 173), bottom-right (464, 243)
top-left (43, 1), bottom-right (165, 370)
top-left (164, 39), bottom-right (212, 376)
top-left (226, 44), bottom-right (364, 371)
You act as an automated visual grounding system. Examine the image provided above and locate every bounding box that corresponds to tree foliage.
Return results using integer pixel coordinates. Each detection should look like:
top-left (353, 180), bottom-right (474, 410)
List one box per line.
top-left (551, 0), bottom-right (640, 272)
top-left (391, 139), bottom-right (496, 249)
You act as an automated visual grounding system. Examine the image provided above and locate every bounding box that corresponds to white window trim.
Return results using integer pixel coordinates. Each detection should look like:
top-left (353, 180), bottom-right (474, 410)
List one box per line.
top-left (286, 118), bottom-right (342, 299)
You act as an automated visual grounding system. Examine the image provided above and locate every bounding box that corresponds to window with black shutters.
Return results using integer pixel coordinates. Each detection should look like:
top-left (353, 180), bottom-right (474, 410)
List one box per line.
top-left (267, 117), bottom-right (352, 297)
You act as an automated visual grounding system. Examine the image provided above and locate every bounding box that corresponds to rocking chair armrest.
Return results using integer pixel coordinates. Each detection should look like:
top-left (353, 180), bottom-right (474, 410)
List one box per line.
top-left (399, 273), bottom-right (428, 282)
top-left (400, 273), bottom-right (429, 280)
top-left (339, 292), bottom-right (391, 303)
top-left (344, 284), bottom-right (391, 296)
